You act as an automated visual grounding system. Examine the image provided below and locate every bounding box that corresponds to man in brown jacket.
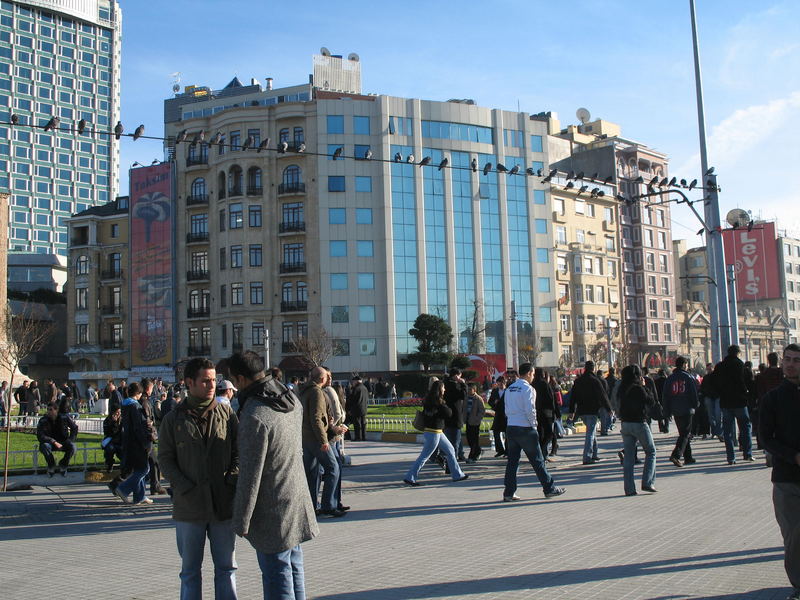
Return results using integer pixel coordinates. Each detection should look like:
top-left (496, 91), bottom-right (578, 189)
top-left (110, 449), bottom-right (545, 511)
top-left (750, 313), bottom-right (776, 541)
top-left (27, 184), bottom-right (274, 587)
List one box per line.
top-left (159, 357), bottom-right (239, 599)
top-left (300, 366), bottom-right (345, 518)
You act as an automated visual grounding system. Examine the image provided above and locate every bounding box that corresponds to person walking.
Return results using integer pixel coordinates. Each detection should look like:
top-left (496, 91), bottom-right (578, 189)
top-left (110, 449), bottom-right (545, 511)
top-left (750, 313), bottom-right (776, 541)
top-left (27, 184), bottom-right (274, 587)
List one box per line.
top-left (618, 365), bottom-right (657, 496)
top-left (229, 351), bottom-right (318, 599)
top-left (346, 376), bottom-right (369, 441)
top-left (701, 362), bottom-right (723, 441)
top-left (443, 368), bottom-right (468, 462)
top-left (159, 357), bottom-right (239, 600)
top-left (502, 363), bottom-right (565, 502)
top-left (112, 382), bottom-right (153, 504)
top-left (488, 376), bottom-right (507, 457)
top-left (568, 361), bottom-right (612, 465)
top-left (715, 345), bottom-right (755, 465)
top-left (532, 368), bottom-right (556, 460)
top-left (465, 384), bottom-right (486, 463)
top-left (403, 380), bottom-right (468, 486)
top-left (759, 343), bottom-right (800, 600)
top-left (662, 356), bottom-right (700, 467)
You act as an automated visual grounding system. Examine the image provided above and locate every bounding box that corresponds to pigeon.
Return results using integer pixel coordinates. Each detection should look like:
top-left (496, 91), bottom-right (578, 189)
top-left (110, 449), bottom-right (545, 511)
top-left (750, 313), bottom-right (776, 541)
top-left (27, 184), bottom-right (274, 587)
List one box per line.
top-left (438, 157), bottom-right (448, 171)
top-left (10, 114), bottom-right (19, 125)
top-left (496, 163), bottom-right (508, 173)
top-left (688, 179), bottom-right (698, 190)
top-left (406, 154), bottom-right (414, 163)
top-left (241, 136), bottom-right (253, 151)
top-left (133, 124), bottom-right (145, 140)
top-left (603, 175), bottom-right (613, 185)
top-left (279, 141), bottom-right (288, 153)
top-left (175, 129), bottom-right (188, 144)
top-left (44, 116), bottom-right (60, 132)
top-left (77, 118), bottom-right (86, 134)
top-left (332, 146), bottom-right (343, 160)
top-left (394, 152), bottom-right (402, 162)
top-left (483, 162), bottom-right (492, 176)
top-left (418, 156), bottom-right (431, 167)
top-left (508, 164), bottom-right (520, 175)
top-left (364, 148), bottom-right (372, 160)
top-left (257, 137), bottom-right (270, 152)
top-left (296, 142), bottom-right (306, 153)
top-left (471, 157), bottom-right (478, 172)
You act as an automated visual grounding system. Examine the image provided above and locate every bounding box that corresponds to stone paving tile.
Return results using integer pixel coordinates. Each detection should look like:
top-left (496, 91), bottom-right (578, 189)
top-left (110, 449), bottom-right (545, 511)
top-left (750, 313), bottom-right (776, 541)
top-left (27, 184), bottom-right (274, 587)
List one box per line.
top-left (0, 430), bottom-right (791, 599)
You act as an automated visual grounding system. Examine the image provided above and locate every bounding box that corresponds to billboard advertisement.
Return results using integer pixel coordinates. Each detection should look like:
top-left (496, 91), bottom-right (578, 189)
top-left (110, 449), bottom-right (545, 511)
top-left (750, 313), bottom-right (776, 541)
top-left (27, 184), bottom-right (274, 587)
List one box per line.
top-left (129, 163), bottom-right (175, 367)
top-left (722, 221), bottom-right (781, 301)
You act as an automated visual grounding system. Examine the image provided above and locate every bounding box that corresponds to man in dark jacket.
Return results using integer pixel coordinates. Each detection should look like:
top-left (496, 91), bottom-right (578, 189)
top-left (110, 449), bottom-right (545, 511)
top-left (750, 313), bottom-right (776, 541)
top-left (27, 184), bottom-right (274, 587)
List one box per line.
top-left (102, 406), bottom-right (123, 472)
top-left (756, 352), bottom-right (784, 450)
top-left (759, 343), bottom-right (800, 600)
top-left (159, 357), bottom-right (239, 600)
top-left (346, 376), bottom-right (369, 441)
top-left (230, 352), bottom-right (318, 598)
top-left (715, 345), bottom-right (754, 464)
top-left (653, 368), bottom-right (670, 433)
top-left (568, 361), bottom-right (612, 464)
top-left (36, 403), bottom-right (78, 476)
top-left (443, 367), bottom-right (468, 461)
top-left (662, 356), bottom-right (700, 467)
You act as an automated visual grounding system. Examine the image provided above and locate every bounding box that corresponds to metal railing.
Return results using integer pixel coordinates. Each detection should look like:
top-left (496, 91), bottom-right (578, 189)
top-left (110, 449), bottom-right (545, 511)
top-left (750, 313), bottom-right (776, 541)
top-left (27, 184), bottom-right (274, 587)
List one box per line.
top-left (186, 194), bottom-right (209, 206)
top-left (186, 232), bottom-right (209, 243)
top-left (100, 269), bottom-right (122, 280)
top-left (279, 262), bottom-right (306, 274)
top-left (187, 307), bottom-right (210, 318)
top-left (278, 182), bottom-right (305, 195)
top-left (186, 269), bottom-right (210, 281)
top-left (280, 300), bottom-right (308, 312)
top-left (279, 221), bottom-right (306, 233)
top-left (364, 416), bottom-right (492, 435)
top-left (246, 186), bottom-right (263, 196)
top-left (187, 345), bottom-right (211, 356)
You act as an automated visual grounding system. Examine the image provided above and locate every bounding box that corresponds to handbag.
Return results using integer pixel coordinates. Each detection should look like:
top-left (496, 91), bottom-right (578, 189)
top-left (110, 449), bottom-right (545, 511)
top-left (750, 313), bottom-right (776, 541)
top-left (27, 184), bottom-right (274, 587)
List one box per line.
top-left (412, 410), bottom-right (426, 432)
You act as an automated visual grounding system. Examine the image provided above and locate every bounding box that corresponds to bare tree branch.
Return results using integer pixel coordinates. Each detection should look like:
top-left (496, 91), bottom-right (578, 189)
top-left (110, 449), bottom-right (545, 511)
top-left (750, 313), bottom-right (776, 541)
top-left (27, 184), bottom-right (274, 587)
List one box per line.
top-left (289, 327), bottom-right (333, 369)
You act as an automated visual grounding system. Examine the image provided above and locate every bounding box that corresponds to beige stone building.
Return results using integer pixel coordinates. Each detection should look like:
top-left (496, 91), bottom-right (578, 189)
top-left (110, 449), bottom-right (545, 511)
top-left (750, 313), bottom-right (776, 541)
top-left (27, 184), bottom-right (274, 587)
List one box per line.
top-left (65, 197), bottom-right (131, 385)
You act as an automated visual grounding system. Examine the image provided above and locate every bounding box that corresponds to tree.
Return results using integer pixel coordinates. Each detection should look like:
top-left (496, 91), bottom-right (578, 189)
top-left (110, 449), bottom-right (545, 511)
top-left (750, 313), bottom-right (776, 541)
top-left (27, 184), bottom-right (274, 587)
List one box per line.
top-left (450, 354), bottom-right (477, 382)
top-left (289, 327), bottom-right (333, 370)
top-left (0, 302), bottom-right (56, 491)
top-left (588, 340), bottom-right (607, 366)
top-left (516, 327), bottom-right (542, 366)
top-left (402, 313), bottom-right (453, 372)
top-left (459, 299), bottom-right (486, 355)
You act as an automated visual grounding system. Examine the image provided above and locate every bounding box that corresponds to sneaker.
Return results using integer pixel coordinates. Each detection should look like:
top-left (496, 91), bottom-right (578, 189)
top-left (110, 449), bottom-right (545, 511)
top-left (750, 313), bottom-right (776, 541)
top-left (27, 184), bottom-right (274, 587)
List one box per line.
top-left (670, 456), bottom-right (683, 468)
top-left (113, 487), bottom-right (130, 504)
top-left (544, 486), bottom-right (566, 499)
top-left (642, 486), bottom-right (658, 493)
top-left (453, 474), bottom-right (470, 482)
top-left (337, 505), bottom-right (351, 512)
top-left (625, 491), bottom-right (638, 496)
top-left (494, 451), bottom-right (506, 458)
top-left (503, 494), bottom-right (522, 502)
top-left (743, 456), bottom-right (755, 462)
top-left (317, 509), bottom-right (347, 519)
top-left (728, 459), bottom-right (737, 465)
top-left (402, 479), bottom-right (422, 487)
top-left (786, 587), bottom-right (800, 600)
top-left (136, 497), bottom-right (153, 505)
top-left (617, 450), bottom-right (625, 465)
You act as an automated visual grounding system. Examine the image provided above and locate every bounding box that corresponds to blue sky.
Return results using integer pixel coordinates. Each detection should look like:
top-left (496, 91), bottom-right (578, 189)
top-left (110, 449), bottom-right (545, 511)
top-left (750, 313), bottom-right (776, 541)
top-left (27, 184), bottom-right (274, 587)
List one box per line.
top-left (117, 0), bottom-right (800, 243)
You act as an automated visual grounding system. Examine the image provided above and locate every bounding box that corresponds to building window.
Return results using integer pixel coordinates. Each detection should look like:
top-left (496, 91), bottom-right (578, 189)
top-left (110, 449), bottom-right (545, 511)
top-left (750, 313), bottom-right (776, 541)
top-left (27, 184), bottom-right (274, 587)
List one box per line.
top-left (279, 128), bottom-right (290, 143)
top-left (283, 243), bottom-right (304, 264)
top-left (220, 285), bottom-right (226, 307)
top-left (293, 127), bottom-right (304, 145)
top-left (329, 208), bottom-right (346, 224)
top-left (535, 219), bottom-right (547, 234)
top-left (76, 255), bottom-right (89, 274)
top-left (650, 322), bottom-right (659, 341)
top-left (219, 247), bottom-right (226, 270)
top-left (649, 299), bottom-right (658, 318)
top-left (250, 282), bottom-right (263, 305)
top-left (359, 338), bottom-right (377, 356)
top-left (328, 176), bottom-right (345, 192)
top-left (356, 208), bottom-right (372, 224)
top-left (249, 244), bottom-right (262, 267)
top-left (110, 224), bottom-right (119, 238)
top-left (332, 306), bottom-right (349, 323)
top-left (281, 165), bottom-right (302, 190)
top-left (228, 166), bottom-right (243, 195)
top-left (537, 277), bottom-right (550, 293)
top-left (358, 273), bottom-right (375, 289)
top-left (248, 205), bottom-right (262, 227)
top-left (659, 254), bottom-right (669, 273)
top-left (355, 176), bottom-right (372, 192)
top-left (359, 305), bottom-right (376, 322)
top-left (357, 240), bottom-right (374, 257)
top-left (664, 323), bottom-right (673, 342)
top-left (354, 144), bottom-right (371, 160)
top-left (230, 245), bottom-right (243, 268)
top-left (219, 209), bottom-right (225, 232)
top-left (560, 313), bottom-right (570, 332)
top-left (282, 203), bottom-right (303, 225)
top-left (539, 307), bottom-right (552, 322)
top-left (231, 283), bottom-right (244, 305)
top-left (76, 323), bottom-right (88, 344)
top-left (229, 130), bottom-right (241, 151)
top-left (76, 287), bottom-right (88, 310)
top-left (663, 300), bottom-right (671, 318)
top-left (327, 115), bottom-right (344, 134)
top-left (330, 241), bottom-right (347, 257)
top-left (331, 274), bottom-right (348, 290)
top-left (229, 203), bottom-right (243, 229)
top-left (333, 339), bottom-right (350, 356)
top-left (353, 116), bottom-right (370, 135)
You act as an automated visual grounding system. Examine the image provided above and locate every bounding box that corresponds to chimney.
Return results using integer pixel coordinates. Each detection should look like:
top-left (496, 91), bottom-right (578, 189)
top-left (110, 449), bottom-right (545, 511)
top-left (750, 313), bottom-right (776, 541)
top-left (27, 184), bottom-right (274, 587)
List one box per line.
top-left (265, 77), bottom-right (273, 90)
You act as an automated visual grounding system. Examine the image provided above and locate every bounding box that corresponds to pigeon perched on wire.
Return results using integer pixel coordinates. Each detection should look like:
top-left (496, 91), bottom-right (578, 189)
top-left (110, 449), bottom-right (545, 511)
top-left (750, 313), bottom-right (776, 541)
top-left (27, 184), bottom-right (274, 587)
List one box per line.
top-left (438, 157), bottom-right (448, 171)
top-left (133, 124), bottom-right (145, 141)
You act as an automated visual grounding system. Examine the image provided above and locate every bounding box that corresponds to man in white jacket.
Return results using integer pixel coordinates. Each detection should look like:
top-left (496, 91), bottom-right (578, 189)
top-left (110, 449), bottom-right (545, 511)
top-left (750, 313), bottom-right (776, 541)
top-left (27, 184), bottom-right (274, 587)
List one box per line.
top-left (502, 362), bottom-right (566, 502)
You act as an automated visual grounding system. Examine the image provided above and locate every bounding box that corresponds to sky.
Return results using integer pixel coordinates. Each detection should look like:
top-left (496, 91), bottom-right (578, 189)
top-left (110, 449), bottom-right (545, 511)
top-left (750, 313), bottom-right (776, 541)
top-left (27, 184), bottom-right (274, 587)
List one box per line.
top-left (116, 0), bottom-right (800, 245)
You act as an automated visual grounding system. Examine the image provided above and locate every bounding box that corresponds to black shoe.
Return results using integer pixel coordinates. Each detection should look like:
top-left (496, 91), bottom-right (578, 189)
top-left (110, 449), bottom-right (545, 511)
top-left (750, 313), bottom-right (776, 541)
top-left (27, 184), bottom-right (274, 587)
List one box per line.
top-left (60, 467), bottom-right (67, 476)
top-left (642, 486), bottom-right (658, 493)
top-left (453, 474), bottom-right (469, 482)
top-left (337, 504), bottom-right (351, 511)
top-left (403, 479), bottom-right (423, 487)
top-left (317, 509), bottom-right (347, 519)
top-left (683, 458), bottom-right (697, 465)
top-left (617, 450), bottom-right (624, 465)
top-left (107, 480), bottom-right (118, 494)
top-left (494, 452), bottom-right (507, 458)
top-left (625, 491), bottom-right (638, 496)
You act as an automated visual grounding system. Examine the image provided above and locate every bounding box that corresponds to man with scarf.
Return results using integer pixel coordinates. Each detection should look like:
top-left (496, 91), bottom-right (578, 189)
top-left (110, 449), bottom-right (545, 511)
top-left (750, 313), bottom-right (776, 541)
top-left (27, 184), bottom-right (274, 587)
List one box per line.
top-left (159, 358), bottom-right (239, 600)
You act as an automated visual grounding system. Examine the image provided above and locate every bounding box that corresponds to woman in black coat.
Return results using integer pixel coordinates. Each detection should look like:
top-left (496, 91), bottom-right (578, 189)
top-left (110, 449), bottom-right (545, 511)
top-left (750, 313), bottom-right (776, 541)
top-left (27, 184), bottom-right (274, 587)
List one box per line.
top-left (532, 369), bottom-right (556, 458)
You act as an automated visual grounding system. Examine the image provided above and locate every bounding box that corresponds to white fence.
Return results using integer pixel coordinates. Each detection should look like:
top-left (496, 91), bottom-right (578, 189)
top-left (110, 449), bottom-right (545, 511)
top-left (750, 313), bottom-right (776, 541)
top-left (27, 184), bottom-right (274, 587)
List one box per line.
top-left (365, 415), bottom-right (492, 435)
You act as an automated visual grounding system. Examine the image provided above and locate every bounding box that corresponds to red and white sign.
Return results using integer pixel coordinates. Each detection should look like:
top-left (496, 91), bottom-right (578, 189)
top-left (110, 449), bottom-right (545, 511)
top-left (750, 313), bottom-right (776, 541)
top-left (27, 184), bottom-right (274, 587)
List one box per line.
top-left (722, 221), bottom-right (781, 301)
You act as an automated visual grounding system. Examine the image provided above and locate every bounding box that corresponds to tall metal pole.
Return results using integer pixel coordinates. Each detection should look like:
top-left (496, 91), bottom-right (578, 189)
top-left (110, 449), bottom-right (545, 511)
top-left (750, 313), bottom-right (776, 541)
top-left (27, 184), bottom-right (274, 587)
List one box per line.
top-left (510, 300), bottom-right (518, 371)
top-left (726, 264), bottom-right (740, 346)
top-left (264, 328), bottom-right (270, 369)
top-left (690, 0), bottom-right (730, 362)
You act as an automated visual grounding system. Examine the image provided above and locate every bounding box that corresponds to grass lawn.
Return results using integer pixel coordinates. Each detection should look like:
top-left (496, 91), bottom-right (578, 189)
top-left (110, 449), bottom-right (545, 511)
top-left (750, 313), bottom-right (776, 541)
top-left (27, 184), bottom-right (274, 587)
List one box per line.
top-left (0, 430), bottom-right (105, 471)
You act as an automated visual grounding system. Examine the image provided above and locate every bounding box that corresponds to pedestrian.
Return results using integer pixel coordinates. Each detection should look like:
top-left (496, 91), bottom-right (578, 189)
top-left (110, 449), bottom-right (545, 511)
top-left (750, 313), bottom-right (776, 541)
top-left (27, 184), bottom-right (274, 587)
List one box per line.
top-left (345, 376), bottom-right (369, 441)
top-left (549, 374), bottom-right (565, 456)
top-left (102, 406), bottom-right (123, 472)
top-left (488, 376), bottom-right (507, 457)
top-left (700, 362), bottom-right (723, 441)
top-left (715, 345), bottom-right (755, 465)
top-left (662, 356), bottom-right (700, 467)
top-left (532, 368), bottom-right (556, 460)
top-left (230, 351), bottom-right (319, 599)
top-left (403, 380), bottom-right (469, 486)
top-left (465, 383), bottom-right (486, 463)
top-left (87, 383), bottom-right (98, 413)
top-left (36, 403), bottom-right (78, 476)
top-left (618, 365), bottom-right (658, 496)
top-left (502, 363), bottom-right (565, 502)
top-left (568, 361), bottom-right (612, 465)
top-left (322, 367), bottom-right (350, 512)
top-left (216, 380), bottom-right (237, 407)
top-left (111, 382), bottom-right (153, 505)
top-left (759, 343), bottom-right (800, 600)
top-left (443, 367), bottom-right (468, 462)
top-left (159, 357), bottom-right (239, 599)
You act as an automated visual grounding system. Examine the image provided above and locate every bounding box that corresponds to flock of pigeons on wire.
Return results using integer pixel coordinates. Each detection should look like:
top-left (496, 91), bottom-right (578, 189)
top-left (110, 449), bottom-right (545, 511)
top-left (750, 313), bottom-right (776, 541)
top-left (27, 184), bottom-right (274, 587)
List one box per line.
top-left (4, 114), bottom-right (716, 205)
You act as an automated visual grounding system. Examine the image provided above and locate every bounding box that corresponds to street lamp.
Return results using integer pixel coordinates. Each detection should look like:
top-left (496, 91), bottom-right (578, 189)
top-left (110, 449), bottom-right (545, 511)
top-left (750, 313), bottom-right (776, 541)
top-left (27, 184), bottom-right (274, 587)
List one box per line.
top-left (607, 319), bottom-right (618, 369)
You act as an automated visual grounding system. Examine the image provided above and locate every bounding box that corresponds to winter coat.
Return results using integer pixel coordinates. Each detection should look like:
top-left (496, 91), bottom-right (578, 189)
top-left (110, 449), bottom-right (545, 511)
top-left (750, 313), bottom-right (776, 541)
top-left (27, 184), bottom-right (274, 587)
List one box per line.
top-left (568, 373), bottom-right (611, 416)
top-left (443, 377), bottom-right (468, 429)
top-left (466, 392), bottom-right (486, 427)
top-left (661, 369), bottom-right (700, 417)
top-left (36, 413), bottom-right (78, 445)
top-left (121, 397), bottom-right (152, 471)
top-left (714, 355), bottom-right (748, 409)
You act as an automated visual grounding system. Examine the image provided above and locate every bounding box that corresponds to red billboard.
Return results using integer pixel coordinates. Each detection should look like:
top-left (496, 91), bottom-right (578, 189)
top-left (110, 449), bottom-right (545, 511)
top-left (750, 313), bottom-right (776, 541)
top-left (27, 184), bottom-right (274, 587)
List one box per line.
top-left (722, 221), bottom-right (781, 301)
top-left (129, 163), bottom-right (175, 366)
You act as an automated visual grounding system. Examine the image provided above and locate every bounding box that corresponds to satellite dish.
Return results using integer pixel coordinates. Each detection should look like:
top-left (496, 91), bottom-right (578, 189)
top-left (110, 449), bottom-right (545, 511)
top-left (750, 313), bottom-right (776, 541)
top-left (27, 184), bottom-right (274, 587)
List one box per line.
top-left (172, 83), bottom-right (180, 93)
top-left (348, 52), bottom-right (360, 62)
top-left (576, 108), bottom-right (591, 124)
top-left (320, 47), bottom-right (331, 56)
top-left (726, 208), bottom-right (750, 227)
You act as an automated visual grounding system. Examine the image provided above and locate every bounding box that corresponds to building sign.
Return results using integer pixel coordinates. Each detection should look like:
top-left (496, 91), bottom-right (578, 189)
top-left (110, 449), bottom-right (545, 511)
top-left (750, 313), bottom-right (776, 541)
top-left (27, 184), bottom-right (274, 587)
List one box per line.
top-left (722, 221), bottom-right (781, 301)
top-left (129, 163), bottom-right (175, 367)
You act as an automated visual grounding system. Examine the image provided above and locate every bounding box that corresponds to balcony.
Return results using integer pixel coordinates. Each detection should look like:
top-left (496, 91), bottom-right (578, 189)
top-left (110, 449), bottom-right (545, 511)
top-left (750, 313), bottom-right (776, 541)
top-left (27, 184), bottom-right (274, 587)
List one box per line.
top-left (187, 307), bottom-right (210, 319)
top-left (281, 300), bottom-right (308, 313)
top-left (279, 262), bottom-right (306, 274)
top-left (278, 182), bottom-right (305, 195)
top-left (186, 270), bottom-right (210, 281)
top-left (279, 221), bottom-right (306, 234)
top-left (228, 186), bottom-right (243, 197)
top-left (101, 339), bottom-right (124, 350)
top-left (186, 194), bottom-right (209, 206)
top-left (186, 232), bottom-right (209, 244)
top-left (187, 345), bottom-right (211, 357)
top-left (186, 156), bottom-right (208, 167)
top-left (246, 186), bottom-right (263, 196)
top-left (101, 305), bottom-right (123, 316)
top-left (100, 269), bottom-right (122, 280)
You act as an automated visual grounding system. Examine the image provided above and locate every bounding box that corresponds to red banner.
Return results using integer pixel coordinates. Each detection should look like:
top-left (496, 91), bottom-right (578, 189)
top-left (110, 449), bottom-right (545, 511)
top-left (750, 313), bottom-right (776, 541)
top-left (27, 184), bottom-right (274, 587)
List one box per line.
top-left (467, 354), bottom-right (507, 383)
top-left (722, 221), bottom-right (781, 301)
top-left (130, 164), bottom-right (174, 366)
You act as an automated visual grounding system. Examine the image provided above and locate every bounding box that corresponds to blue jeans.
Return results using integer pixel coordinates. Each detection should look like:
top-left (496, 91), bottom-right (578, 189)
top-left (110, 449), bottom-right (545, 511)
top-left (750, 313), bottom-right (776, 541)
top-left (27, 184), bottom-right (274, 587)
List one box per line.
top-left (116, 463), bottom-right (149, 503)
top-left (39, 440), bottom-right (76, 469)
top-left (580, 414), bottom-right (599, 462)
top-left (503, 425), bottom-right (556, 497)
top-left (443, 426), bottom-right (464, 459)
top-left (722, 406), bottom-right (753, 462)
top-left (175, 520), bottom-right (237, 600)
top-left (302, 443), bottom-right (339, 511)
top-left (599, 407), bottom-right (612, 434)
top-left (256, 545), bottom-right (305, 600)
top-left (405, 432), bottom-right (465, 482)
top-left (621, 422), bottom-right (656, 495)
top-left (705, 397), bottom-right (722, 436)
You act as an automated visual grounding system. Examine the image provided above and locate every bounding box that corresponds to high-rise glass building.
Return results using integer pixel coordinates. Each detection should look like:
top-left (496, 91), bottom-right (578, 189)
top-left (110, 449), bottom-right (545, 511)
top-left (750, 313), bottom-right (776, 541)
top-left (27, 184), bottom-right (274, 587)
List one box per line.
top-left (0, 0), bottom-right (121, 258)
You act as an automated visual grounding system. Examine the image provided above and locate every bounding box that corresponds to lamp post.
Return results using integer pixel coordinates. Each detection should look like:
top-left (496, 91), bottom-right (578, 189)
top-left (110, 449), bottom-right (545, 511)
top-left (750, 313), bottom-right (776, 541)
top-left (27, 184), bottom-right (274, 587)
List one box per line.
top-left (607, 319), bottom-right (618, 369)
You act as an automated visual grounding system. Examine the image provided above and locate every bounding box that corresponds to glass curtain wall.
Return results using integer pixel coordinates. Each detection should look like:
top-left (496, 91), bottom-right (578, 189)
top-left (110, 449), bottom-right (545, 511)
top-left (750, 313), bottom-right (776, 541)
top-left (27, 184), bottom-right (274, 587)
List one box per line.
top-left (391, 144), bottom-right (418, 355)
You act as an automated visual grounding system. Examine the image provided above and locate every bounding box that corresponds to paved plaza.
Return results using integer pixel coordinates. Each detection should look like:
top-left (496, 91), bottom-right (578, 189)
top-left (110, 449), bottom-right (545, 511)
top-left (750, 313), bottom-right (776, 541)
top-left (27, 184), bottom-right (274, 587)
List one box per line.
top-left (0, 428), bottom-right (791, 600)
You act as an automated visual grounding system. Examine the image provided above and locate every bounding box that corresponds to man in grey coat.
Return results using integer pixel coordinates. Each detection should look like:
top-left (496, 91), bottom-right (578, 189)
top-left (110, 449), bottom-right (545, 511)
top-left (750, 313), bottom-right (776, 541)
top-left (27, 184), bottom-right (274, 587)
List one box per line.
top-left (229, 352), bottom-right (319, 599)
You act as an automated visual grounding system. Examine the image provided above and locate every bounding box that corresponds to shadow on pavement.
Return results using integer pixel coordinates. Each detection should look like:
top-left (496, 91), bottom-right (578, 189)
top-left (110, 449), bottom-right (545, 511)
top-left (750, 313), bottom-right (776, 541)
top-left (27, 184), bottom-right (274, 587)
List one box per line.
top-left (312, 547), bottom-right (785, 600)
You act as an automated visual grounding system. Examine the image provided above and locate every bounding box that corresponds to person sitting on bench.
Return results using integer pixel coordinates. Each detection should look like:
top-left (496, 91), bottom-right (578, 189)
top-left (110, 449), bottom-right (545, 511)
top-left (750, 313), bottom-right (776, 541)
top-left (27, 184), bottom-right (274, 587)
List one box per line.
top-left (37, 403), bottom-right (78, 476)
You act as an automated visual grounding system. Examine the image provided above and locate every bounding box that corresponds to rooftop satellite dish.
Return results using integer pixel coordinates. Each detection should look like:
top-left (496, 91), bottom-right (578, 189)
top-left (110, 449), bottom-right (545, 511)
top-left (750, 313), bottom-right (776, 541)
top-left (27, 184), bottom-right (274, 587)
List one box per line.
top-left (576, 108), bottom-right (591, 124)
top-left (726, 208), bottom-right (750, 227)
top-left (348, 52), bottom-right (360, 62)
top-left (320, 47), bottom-right (331, 56)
